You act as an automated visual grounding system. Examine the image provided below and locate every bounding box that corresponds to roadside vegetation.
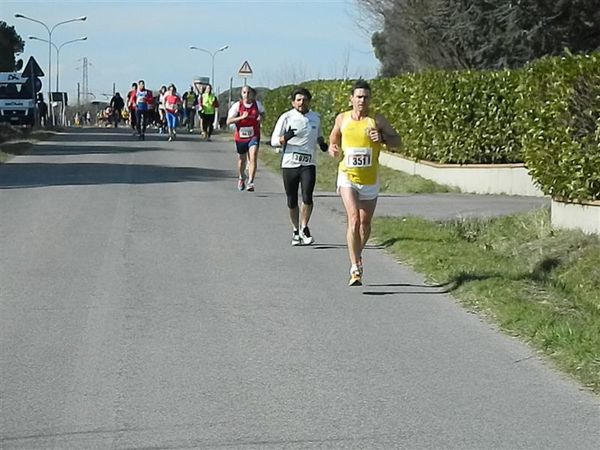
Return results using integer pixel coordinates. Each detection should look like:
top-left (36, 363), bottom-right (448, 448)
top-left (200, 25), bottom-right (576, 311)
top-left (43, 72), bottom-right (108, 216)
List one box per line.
top-left (371, 208), bottom-right (600, 393)
top-left (0, 123), bottom-right (56, 163)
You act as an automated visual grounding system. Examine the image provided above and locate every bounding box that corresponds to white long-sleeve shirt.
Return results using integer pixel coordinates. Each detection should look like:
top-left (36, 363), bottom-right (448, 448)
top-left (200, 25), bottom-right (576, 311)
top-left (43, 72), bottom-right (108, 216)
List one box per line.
top-left (270, 108), bottom-right (322, 168)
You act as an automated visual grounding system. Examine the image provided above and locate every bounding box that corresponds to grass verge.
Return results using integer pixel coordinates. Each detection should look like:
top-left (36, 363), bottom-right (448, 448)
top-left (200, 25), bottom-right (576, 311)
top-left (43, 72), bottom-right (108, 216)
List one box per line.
top-left (260, 148), bottom-right (456, 193)
top-left (371, 207), bottom-right (600, 393)
top-left (0, 124), bottom-right (58, 163)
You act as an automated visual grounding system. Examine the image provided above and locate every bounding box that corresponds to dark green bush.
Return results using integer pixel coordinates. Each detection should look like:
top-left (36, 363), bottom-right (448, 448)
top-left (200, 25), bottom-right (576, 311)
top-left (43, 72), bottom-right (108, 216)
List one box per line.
top-left (263, 53), bottom-right (599, 201)
top-left (518, 53), bottom-right (600, 201)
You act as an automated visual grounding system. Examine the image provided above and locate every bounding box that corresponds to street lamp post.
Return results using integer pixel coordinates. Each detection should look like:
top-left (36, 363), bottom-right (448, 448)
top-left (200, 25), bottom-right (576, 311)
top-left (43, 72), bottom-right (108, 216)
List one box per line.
top-left (15, 13), bottom-right (87, 125)
top-left (189, 45), bottom-right (228, 129)
top-left (189, 45), bottom-right (229, 89)
top-left (28, 35), bottom-right (86, 126)
top-left (28, 36), bottom-right (87, 92)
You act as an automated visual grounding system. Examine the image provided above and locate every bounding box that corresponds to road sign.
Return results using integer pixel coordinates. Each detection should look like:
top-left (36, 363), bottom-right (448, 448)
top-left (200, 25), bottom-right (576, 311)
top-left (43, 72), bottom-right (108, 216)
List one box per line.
top-left (22, 56), bottom-right (44, 78)
top-left (238, 60), bottom-right (253, 78)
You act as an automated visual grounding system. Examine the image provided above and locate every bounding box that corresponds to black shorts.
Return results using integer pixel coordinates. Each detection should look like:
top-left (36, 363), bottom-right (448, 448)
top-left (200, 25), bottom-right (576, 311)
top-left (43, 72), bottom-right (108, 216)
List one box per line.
top-left (235, 137), bottom-right (260, 155)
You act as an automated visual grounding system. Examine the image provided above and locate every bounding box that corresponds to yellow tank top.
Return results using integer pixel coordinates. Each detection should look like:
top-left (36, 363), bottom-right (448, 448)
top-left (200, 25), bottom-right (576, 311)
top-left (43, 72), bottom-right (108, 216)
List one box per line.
top-left (339, 111), bottom-right (381, 185)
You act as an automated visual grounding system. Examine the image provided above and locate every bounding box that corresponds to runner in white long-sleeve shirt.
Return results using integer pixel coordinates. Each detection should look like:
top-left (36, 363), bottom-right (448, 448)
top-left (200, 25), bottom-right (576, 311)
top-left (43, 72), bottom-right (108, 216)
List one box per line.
top-left (271, 87), bottom-right (328, 245)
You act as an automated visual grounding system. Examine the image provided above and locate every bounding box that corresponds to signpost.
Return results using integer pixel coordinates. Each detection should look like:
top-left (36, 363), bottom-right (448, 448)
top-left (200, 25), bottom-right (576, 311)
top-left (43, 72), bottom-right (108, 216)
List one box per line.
top-left (237, 60), bottom-right (253, 86)
top-left (22, 56), bottom-right (44, 127)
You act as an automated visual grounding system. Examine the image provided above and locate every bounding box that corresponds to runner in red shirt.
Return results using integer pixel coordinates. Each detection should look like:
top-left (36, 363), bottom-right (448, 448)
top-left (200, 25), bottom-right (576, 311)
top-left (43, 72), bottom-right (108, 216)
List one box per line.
top-left (163, 84), bottom-right (181, 142)
top-left (126, 82), bottom-right (137, 134)
top-left (226, 86), bottom-right (266, 191)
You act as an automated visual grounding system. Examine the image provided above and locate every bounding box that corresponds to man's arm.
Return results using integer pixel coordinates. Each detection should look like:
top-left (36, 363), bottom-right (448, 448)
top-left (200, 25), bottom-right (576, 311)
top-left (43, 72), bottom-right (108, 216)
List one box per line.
top-left (375, 114), bottom-right (401, 149)
top-left (328, 113), bottom-right (343, 158)
top-left (270, 114), bottom-right (287, 147)
top-left (226, 102), bottom-right (245, 126)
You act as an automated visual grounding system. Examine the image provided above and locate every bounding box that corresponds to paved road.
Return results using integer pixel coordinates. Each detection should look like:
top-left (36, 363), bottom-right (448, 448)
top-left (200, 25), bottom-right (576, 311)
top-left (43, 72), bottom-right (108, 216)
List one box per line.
top-left (1, 128), bottom-right (597, 449)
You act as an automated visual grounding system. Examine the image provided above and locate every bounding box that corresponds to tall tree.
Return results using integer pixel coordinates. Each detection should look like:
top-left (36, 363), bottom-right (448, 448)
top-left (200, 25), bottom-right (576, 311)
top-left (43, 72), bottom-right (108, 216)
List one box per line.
top-left (359, 0), bottom-right (600, 75)
top-left (0, 21), bottom-right (25, 72)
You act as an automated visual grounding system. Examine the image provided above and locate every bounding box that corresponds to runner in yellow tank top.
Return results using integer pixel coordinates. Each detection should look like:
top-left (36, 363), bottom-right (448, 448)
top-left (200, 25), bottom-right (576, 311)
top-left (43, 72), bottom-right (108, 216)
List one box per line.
top-left (328, 79), bottom-right (401, 286)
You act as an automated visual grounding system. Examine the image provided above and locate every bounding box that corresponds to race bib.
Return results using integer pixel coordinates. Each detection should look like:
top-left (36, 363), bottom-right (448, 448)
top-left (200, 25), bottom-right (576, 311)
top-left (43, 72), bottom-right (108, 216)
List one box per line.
top-left (292, 152), bottom-right (312, 164)
top-left (345, 147), bottom-right (372, 168)
top-left (239, 126), bottom-right (254, 138)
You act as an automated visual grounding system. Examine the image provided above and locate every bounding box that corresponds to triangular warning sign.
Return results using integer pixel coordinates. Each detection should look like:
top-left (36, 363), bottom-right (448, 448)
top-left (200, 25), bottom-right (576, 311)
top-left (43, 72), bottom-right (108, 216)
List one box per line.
top-left (238, 60), bottom-right (253, 76)
top-left (22, 56), bottom-right (44, 77)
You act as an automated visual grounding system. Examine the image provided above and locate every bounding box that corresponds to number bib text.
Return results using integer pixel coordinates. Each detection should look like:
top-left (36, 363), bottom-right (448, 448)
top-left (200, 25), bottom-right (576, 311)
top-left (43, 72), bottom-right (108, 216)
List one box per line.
top-left (345, 147), bottom-right (372, 168)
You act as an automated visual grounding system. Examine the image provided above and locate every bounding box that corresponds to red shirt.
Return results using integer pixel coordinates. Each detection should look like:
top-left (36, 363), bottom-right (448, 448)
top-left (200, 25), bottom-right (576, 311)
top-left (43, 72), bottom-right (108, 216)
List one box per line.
top-left (164, 94), bottom-right (180, 113)
top-left (234, 101), bottom-right (261, 142)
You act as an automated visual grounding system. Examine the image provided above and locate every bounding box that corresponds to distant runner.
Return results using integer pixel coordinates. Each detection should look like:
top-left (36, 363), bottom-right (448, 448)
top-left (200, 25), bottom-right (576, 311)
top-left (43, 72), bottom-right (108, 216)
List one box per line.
top-left (109, 92), bottom-right (124, 128)
top-left (126, 82), bottom-right (138, 134)
top-left (226, 86), bottom-right (265, 192)
top-left (200, 84), bottom-right (219, 141)
top-left (133, 80), bottom-right (153, 140)
top-left (182, 86), bottom-right (198, 133)
top-left (271, 87), bottom-right (328, 246)
top-left (328, 79), bottom-right (401, 286)
top-left (163, 84), bottom-right (181, 142)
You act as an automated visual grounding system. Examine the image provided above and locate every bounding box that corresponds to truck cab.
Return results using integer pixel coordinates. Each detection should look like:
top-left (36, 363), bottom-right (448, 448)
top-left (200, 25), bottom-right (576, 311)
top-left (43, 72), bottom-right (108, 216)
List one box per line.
top-left (0, 72), bottom-right (35, 126)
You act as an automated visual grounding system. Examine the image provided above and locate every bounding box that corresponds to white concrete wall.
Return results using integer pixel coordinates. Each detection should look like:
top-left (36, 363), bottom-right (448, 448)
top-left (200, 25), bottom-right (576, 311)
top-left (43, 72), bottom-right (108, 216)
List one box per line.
top-left (551, 199), bottom-right (600, 235)
top-left (379, 151), bottom-right (545, 197)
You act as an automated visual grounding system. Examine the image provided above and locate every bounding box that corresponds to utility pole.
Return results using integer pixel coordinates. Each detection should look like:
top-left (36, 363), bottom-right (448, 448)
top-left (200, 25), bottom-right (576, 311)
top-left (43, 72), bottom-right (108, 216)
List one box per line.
top-left (82, 57), bottom-right (88, 104)
top-left (77, 82), bottom-right (80, 107)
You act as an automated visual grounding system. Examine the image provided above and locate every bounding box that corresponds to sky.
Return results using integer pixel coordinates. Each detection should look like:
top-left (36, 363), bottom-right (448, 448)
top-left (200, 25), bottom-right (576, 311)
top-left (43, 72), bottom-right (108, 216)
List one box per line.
top-left (1, 0), bottom-right (380, 103)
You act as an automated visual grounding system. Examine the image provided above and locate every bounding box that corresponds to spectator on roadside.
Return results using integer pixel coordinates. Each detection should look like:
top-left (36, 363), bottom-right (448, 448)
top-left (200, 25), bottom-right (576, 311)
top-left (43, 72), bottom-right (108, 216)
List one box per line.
top-left (36, 93), bottom-right (48, 127)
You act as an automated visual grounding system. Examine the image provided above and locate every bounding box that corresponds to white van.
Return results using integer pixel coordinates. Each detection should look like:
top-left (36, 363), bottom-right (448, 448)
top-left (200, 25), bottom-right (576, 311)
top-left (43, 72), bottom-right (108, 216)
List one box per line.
top-left (0, 72), bottom-right (35, 126)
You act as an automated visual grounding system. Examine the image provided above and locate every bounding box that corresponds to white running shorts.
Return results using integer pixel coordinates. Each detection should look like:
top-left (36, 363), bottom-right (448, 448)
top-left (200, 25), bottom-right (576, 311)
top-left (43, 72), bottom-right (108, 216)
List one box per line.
top-left (337, 170), bottom-right (379, 201)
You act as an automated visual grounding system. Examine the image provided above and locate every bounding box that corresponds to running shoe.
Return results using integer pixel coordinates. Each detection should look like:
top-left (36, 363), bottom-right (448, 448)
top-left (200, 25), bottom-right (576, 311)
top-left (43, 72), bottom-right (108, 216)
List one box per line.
top-left (300, 227), bottom-right (314, 245)
top-left (168, 136), bottom-right (173, 142)
top-left (237, 178), bottom-right (245, 191)
top-left (348, 270), bottom-right (362, 287)
top-left (291, 230), bottom-right (301, 246)
top-left (348, 265), bottom-right (362, 287)
top-left (357, 257), bottom-right (364, 276)
top-left (246, 181), bottom-right (255, 192)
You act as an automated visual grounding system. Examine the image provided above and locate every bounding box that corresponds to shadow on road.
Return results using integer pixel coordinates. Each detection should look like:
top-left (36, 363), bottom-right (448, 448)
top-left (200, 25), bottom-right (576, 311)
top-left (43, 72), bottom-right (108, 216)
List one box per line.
top-left (0, 162), bottom-right (232, 189)
top-left (22, 144), bottom-right (165, 156)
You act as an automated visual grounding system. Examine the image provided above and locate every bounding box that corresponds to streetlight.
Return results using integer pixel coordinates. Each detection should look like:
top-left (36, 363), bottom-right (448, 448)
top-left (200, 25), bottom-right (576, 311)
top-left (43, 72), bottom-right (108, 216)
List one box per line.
top-left (28, 35), bottom-right (87, 92)
top-left (15, 13), bottom-right (87, 124)
top-left (189, 44), bottom-right (229, 88)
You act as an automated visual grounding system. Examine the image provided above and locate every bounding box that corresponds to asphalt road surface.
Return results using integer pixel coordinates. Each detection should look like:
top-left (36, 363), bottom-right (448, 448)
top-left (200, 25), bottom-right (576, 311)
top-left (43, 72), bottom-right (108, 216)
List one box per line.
top-left (1, 128), bottom-right (597, 449)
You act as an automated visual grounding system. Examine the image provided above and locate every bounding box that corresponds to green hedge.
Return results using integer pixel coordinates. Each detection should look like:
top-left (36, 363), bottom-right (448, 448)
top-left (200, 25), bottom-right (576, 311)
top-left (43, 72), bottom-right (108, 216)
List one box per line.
top-left (518, 53), bottom-right (600, 201)
top-left (263, 53), bottom-right (600, 201)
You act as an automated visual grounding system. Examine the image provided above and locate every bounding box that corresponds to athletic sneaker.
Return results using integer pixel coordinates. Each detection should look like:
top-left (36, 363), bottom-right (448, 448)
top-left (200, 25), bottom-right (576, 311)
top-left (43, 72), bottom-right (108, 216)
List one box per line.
top-left (300, 227), bottom-right (314, 245)
top-left (246, 181), bottom-right (255, 192)
top-left (237, 178), bottom-right (245, 191)
top-left (348, 265), bottom-right (362, 287)
top-left (168, 136), bottom-right (173, 142)
top-left (291, 230), bottom-right (301, 246)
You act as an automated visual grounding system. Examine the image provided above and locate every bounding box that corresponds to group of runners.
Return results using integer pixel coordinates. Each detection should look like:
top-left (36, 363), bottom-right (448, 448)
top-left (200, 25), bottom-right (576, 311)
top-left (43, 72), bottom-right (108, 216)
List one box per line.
top-left (120, 80), bottom-right (220, 141)
top-left (230, 79), bottom-right (400, 286)
top-left (110, 78), bottom-right (399, 286)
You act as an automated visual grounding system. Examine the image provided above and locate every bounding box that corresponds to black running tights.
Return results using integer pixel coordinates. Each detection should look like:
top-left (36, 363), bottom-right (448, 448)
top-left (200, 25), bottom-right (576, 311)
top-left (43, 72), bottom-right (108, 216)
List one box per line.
top-left (282, 165), bottom-right (316, 209)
